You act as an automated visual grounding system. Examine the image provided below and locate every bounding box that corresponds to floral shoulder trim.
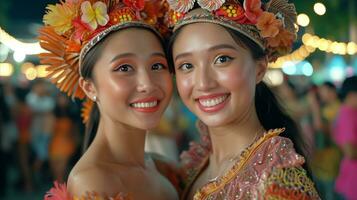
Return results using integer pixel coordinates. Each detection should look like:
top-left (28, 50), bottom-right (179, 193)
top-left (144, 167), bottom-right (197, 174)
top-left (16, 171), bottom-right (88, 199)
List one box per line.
top-left (44, 181), bottom-right (132, 200)
top-left (263, 167), bottom-right (320, 200)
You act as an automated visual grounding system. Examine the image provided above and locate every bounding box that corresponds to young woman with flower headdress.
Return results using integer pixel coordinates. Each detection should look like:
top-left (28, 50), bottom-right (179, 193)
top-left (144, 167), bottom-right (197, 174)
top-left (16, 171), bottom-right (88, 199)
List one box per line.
top-left (39, 0), bottom-right (179, 199)
top-left (165, 0), bottom-right (321, 199)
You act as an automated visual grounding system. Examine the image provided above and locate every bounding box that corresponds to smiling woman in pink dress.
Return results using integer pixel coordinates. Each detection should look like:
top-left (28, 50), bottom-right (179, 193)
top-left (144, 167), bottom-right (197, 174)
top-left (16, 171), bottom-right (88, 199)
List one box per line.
top-left (165, 0), bottom-right (320, 199)
top-left (38, 0), bottom-right (178, 199)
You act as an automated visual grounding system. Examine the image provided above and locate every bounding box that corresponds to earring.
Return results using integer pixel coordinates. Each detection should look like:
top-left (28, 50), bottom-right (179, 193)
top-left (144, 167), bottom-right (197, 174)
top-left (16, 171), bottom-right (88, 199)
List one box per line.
top-left (93, 96), bottom-right (97, 102)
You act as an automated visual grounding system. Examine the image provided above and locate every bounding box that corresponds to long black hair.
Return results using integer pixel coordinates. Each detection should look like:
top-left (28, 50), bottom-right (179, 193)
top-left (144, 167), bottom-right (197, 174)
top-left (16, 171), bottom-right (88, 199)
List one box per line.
top-left (168, 25), bottom-right (311, 174)
top-left (80, 27), bottom-right (166, 152)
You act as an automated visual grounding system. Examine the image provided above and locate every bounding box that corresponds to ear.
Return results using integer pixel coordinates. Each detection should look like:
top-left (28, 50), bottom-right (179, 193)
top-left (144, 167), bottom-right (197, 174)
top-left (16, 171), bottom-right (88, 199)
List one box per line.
top-left (255, 57), bottom-right (268, 84)
top-left (79, 77), bottom-right (97, 101)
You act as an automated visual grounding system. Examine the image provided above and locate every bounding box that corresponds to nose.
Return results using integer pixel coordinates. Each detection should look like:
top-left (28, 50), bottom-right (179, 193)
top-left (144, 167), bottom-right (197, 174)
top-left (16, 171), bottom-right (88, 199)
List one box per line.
top-left (194, 63), bottom-right (217, 91)
top-left (136, 68), bottom-right (156, 93)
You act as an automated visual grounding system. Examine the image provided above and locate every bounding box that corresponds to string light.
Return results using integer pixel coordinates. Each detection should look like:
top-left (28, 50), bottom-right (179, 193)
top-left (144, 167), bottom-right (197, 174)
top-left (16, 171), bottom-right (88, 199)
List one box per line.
top-left (269, 45), bottom-right (316, 68)
top-left (302, 33), bottom-right (357, 55)
top-left (297, 13), bottom-right (310, 27)
top-left (0, 26), bottom-right (46, 55)
top-left (0, 62), bottom-right (14, 77)
top-left (314, 3), bottom-right (326, 16)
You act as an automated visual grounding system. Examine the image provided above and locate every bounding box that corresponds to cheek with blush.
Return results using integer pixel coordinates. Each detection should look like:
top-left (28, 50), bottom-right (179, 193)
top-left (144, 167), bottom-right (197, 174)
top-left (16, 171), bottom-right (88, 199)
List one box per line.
top-left (176, 74), bottom-right (194, 104)
top-left (100, 75), bottom-right (134, 105)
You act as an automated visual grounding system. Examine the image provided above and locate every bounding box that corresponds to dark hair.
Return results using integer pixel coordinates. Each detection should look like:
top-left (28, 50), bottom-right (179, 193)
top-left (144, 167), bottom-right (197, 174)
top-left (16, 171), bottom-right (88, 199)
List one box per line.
top-left (322, 81), bottom-right (336, 90)
top-left (0, 84), bottom-right (11, 123)
top-left (168, 25), bottom-right (311, 173)
top-left (340, 76), bottom-right (357, 101)
top-left (80, 27), bottom-right (166, 152)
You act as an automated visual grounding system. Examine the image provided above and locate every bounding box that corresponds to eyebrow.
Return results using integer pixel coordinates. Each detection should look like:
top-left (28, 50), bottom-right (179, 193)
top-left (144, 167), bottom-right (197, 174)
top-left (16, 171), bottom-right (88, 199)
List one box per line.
top-left (174, 44), bottom-right (237, 62)
top-left (110, 52), bottom-right (166, 63)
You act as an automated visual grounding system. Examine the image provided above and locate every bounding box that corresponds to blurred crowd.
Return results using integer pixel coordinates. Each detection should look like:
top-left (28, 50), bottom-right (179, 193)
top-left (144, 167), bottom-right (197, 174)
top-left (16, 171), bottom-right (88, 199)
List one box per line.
top-left (0, 75), bottom-right (356, 200)
top-left (0, 78), bottom-right (197, 199)
top-left (274, 76), bottom-right (357, 200)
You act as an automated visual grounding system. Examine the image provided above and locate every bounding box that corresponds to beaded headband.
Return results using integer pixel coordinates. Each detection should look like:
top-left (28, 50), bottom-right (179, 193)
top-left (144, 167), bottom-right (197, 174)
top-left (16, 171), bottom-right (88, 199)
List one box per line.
top-left (38, 0), bottom-right (170, 123)
top-left (166, 0), bottom-right (297, 62)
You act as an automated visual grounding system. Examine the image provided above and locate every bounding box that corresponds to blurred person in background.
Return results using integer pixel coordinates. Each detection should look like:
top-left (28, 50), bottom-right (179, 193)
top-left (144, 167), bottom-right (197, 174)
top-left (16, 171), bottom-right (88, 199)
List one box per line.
top-left (333, 76), bottom-right (357, 200)
top-left (26, 79), bottom-right (55, 182)
top-left (276, 80), bottom-right (315, 156)
top-left (0, 83), bottom-right (12, 197)
top-left (14, 87), bottom-right (33, 192)
top-left (277, 80), bottom-right (306, 122)
top-left (49, 93), bottom-right (78, 183)
top-left (309, 82), bottom-right (342, 200)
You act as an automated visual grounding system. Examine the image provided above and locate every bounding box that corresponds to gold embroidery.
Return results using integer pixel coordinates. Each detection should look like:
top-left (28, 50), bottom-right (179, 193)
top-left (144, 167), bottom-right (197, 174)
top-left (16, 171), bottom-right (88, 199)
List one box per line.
top-left (193, 128), bottom-right (285, 200)
top-left (264, 167), bottom-right (320, 200)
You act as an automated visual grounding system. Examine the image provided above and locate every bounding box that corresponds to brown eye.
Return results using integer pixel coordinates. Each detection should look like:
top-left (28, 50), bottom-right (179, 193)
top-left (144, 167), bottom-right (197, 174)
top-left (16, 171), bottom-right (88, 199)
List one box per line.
top-left (114, 64), bottom-right (133, 72)
top-left (214, 55), bottom-right (233, 64)
top-left (152, 63), bottom-right (166, 71)
top-left (178, 63), bottom-right (193, 71)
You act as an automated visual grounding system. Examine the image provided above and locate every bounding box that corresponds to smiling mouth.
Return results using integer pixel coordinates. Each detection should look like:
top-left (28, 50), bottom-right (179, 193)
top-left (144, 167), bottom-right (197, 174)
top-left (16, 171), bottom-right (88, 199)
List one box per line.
top-left (130, 101), bottom-right (158, 108)
top-left (196, 94), bottom-right (230, 112)
top-left (129, 99), bottom-right (161, 113)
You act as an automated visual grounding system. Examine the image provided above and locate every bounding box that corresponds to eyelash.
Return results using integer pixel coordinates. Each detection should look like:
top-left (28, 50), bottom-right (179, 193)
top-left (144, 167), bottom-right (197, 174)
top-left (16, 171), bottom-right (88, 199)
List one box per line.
top-left (178, 63), bottom-right (194, 72)
top-left (152, 63), bottom-right (167, 71)
top-left (214, 55), bottom-right (233, 64)
top-left (113, 64), bottom-right (133, 72)
top-left (113, 63), bottom-right (167, 72)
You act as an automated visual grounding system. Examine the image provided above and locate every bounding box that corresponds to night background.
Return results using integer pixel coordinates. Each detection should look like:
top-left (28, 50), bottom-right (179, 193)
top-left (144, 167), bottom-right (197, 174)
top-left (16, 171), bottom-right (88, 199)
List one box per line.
top-left (0, 0), bottom-right (356, 199)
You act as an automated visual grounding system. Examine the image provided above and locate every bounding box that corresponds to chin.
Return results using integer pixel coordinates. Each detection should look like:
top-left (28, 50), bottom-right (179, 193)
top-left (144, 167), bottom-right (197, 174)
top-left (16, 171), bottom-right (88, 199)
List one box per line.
top-left (134, 119), bottom-right (161, 130)
top-left (199, 115), bottom-right (231, 128)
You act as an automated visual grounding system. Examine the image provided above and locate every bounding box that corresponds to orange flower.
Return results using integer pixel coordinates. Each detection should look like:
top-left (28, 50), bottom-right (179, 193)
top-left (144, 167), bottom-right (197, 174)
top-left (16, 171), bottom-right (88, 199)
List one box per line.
top-left (65, 40), bottom-right (81, 52)
top-left (243, 0), bottom-right (263, 23)
top-left (267, 28), bottom-right (295, 48)
top-left (256, 12), bottom-right (282, 38)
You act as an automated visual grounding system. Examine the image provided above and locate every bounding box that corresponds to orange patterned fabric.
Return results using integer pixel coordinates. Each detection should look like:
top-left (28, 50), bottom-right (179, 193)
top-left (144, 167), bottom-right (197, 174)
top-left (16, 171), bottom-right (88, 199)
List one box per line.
top-left (263, 167), bottom-right (320, 200)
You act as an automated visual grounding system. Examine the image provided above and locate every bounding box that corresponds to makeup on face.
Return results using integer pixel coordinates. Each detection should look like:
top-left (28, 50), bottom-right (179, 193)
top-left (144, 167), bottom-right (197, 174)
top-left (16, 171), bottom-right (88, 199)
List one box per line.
top-left (90, 28), bottom-right (173, 129)
top-left (173, 23), bottom-right (259, 127)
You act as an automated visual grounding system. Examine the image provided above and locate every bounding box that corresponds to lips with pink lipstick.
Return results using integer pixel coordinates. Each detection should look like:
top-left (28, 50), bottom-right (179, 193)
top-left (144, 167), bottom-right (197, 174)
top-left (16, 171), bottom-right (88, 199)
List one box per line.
top-left (130, 97), bottom-right (160, 113)
top-left (196, 93), bottom-right (230, 113)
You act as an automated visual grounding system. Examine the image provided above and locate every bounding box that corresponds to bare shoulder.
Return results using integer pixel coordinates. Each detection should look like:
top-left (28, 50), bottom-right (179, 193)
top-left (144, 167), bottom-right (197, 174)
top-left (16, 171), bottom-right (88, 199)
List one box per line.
top-left (67, 164), bottom-right (127, 198)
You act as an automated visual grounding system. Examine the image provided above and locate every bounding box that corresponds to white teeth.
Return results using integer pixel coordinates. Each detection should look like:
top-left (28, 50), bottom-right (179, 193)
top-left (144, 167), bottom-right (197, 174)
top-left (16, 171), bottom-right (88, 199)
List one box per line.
top-left (131, 101), bottom-right (157, 108)
top-left (199, 95), bottom-right (227, 107)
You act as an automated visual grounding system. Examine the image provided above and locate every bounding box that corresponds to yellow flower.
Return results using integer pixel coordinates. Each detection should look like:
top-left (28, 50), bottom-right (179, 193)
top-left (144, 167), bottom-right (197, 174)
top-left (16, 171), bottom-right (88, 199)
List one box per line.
top-left (81, 1), bottom-right (109, 30)
top-left (43, 3), bottom-right (77, 34)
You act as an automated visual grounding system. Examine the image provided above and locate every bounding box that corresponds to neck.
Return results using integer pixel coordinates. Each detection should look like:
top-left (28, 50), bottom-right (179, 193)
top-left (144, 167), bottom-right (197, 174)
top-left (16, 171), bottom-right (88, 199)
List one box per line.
top-left (92, 116), bottom-right (147, 167)
top-left (208, 105), bottom-right (264, 166)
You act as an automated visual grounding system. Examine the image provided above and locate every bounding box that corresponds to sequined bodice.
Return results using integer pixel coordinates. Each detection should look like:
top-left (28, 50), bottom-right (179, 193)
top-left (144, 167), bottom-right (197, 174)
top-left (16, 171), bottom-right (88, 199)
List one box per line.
top-left (180, 128), bottom-right (320, 200)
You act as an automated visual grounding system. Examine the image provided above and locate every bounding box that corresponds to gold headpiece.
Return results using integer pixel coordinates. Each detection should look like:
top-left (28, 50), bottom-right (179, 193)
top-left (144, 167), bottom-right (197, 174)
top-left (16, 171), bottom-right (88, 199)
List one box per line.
top-left (38, 0), bottom-right (170, 123)
top-left (166, 0), bottom-right (297, 62)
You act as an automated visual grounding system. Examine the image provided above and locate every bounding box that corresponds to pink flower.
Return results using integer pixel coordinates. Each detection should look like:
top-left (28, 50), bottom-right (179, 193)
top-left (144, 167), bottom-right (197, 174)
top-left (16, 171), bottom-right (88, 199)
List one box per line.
top-left (72, 17), bottom-right (92, 41)
top-left (44, 181), bottom-right (71, 200)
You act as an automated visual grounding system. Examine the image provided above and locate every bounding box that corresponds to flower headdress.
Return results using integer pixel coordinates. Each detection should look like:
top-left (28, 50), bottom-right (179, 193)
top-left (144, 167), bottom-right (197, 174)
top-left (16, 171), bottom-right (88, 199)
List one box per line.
top-left (166, 0), bottom-right (297, 61)
top-left (38, 0), bottom-right (169, 123)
